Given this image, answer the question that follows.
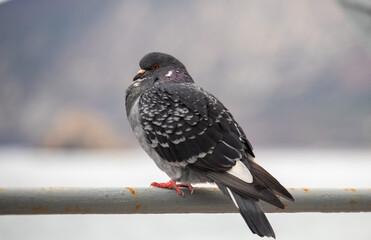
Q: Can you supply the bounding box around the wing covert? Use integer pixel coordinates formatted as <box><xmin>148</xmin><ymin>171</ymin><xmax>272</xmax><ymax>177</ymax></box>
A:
<box><xmin>138</xmin><ymin>82</ymin><xmax>254</xmax><ymax>171</ymax></box>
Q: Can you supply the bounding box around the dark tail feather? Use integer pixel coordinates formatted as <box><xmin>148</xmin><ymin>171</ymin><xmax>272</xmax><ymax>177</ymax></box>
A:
<box><xmin>217</xmin><ymin>183</ymin><xmax>276</xmax><ymax>238</ymax></box>
<box><xmin>249</xmin><ymin>161</ymin><xmax>294</xmax><ymax>201</ymax></box>
<box><xmin>234</xmin><ymin>193</ymin><xmax>276</xmax><ymax>238</ymax></box>
<box><xmin>207</xmin><ymin>171</ymin><xmax>285</xmax><ymax>208</ymax></box>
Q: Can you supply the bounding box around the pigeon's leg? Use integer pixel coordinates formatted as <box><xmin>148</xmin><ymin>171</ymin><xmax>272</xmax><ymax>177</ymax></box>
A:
<box><xmin>150</xmin><ymin>179</ymin><xmax>193</xmax><ymax>196</ymax></box>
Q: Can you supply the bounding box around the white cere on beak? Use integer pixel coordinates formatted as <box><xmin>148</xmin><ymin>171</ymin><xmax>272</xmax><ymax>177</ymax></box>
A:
<box><xmin>138</xmin><ymin>69</ymin><xmax>146</xmax><ymax>74</ymax></box>
<box><xmin>165</xmin><ymin>71</ymin><xmax>173</xmax><ymax>77</ymax></box>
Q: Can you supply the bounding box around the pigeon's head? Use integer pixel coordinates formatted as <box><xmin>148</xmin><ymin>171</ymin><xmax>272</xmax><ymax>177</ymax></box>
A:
<box><xmin>126</xmin><ymin>52</ymin><xmax>193</xmax><ymax>113</ymax></box>
<box><xmin>132</xmin><ymin>52</ymin><xmax>193</xmax><ymax>84</ymax></box>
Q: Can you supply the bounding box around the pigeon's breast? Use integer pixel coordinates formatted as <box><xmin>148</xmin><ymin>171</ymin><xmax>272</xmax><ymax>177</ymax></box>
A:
<box><xmin>128</xmin><ymin>96</ymin><xmax>184</xmax><ymax>180</ymax></box>
<box><xmin>128</xmin><ymin>95</ymin><xmax>211</xmax><ymax>184</ymax></box>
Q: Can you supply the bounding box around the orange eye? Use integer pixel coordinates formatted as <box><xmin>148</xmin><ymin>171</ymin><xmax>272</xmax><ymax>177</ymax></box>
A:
<box><xmin>152</xmin><ymin>64</ymin><xmax>159</xmax><ymax>70</ymax></box>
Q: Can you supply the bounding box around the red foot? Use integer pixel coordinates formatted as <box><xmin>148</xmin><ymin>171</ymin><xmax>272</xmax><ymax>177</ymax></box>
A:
<box><xmin>150</xmin><ymin>179</ymin><xmax>194</xmax><ymax>196</ymax></box>
<box><xmin>176</xmin><ymin>183</ymin><xmax>194</xmax><ymax>195</ymax></box>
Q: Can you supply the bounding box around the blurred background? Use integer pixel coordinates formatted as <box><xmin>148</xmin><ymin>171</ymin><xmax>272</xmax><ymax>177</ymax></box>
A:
<box><xmin>0</xmin><ymin>0</ymin><xmax>370</xmax><ymax>240</ymax></box>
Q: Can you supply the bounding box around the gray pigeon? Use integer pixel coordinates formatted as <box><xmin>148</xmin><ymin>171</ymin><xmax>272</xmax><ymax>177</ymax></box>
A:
<box><xmin>125</xmin><ymin>52</ymin><xmax>294</xmax><ymax>238</ymax></box>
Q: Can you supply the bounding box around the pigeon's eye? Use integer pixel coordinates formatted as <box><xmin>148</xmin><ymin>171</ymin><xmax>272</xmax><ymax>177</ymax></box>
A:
<box><xmin>152</xmin><ymin>64</ymin><xmax>159</xmax><ymax>70</ymax></box>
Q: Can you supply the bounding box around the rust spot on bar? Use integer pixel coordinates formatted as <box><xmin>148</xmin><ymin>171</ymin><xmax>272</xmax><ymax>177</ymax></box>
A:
<box><xmin>289</xmin><ymin>188</ymin><xmax>295</xmax><ymax>190</ymax></box>
<box><xmin>41</xmin><ymin>187</ymin><xmax>46</xmax><ymax>191</ymax></box>
<box><xmin>64</xmin><ymin>206</ymin><xmax>72</xmax><ymax>212</ymax></box>
<box><xmin>0</xmin><ymin>188</ymin><xmax>3</xmax><ymax>191</ymax></box>
<box><xmin>126</xmin><ymin>187</ymin><xmax>136</xmax><ymax>196</ymax></box>
<box><xmin>32</xmin><ymin>206</ymin><xmax>48</xmax><ymax>211</ymax></box>
<box><xmin>75</xmin><ymin>205</ymin><xmax>80</xmax><ymax>212</ymax></box>
<box><xmin>49</xmin><ymin>187</ymin><xmax>56</xmax><ymax>190</ymax></box>
<box><xmin>344</xmin><ymin>188</ymin><xmax>356</xmax><ymax>192</ymax></box>
<box><xmin>350</xmin><ymin>200</ymin><xmax>358</xmax><ymax>205</ymax></box>
<box><xmin>134</xmin><ymin>205</ymin><xmax>141</xmax><ymax>211</ymax></box>
<box><xmin>83</xmin><ymin>207</ymin><xmax>91</xmax><ymax>213</ymax></box>
<box><xmin>11</xmin><ymin>196</ymin><xmax>16</xmax><ymax>200</ymax></box>
<box><xmin>302</xmin><ymin>188</ymin><xmax>310</xmax><ymax>192</ymax></box>
<box><xmin>321</xmin><ymin>204</ymin><xmax>327</xmax><ymax>212</ymax></box>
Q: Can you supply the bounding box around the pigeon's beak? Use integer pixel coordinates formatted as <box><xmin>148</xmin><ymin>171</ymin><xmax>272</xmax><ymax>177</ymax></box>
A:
<box><xmin>133</xmin><ymin>69</ymin><xmax>146</xmax><ymax>81</ymax></box>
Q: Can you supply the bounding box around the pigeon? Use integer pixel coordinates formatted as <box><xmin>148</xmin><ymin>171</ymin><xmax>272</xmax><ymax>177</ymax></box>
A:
<box><xmin>125</xmin><ymin>52</ymin><xmax>294</xmax><ymax>238</ymax></box>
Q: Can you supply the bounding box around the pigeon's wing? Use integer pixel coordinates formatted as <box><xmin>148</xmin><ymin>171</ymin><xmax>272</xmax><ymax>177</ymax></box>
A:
<box><xmin>139</xmin><ymin>82</ymin><xmax>249</xmax><ymax>167</ymax></box>
<box><xmin>139</xmin><ymin>82</ymin><xmax>293</xmax><ymax>205</ymax></box>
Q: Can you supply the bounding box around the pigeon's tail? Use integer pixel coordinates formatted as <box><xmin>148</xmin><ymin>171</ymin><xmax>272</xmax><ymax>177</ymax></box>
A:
<box><xmin>207</xmin><ymin>158</ymin><xmax>295</xmax><ymax>238</ymax></box>
<box><xmin>217</xmin><ymin>183</ymin><xmax>276</xmax><ymax>238</ymax></box>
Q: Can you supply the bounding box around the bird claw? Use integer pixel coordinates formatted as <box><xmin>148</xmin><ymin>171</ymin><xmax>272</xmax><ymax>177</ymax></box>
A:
<box><xmin>150</xmin><ymin>179</ymin><xmax>193</xmax><ymax>196</ymax></box>
<box><xmin>176</xmin><ymin>183</ymin><xmax>194</xmax><ymax>195</ymax></box>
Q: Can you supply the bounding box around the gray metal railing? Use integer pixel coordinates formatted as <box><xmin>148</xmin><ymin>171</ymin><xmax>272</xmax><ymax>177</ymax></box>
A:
<box><xmin>1</xmin><ymin>187</ymin><xmax>370</xmax><ymax>215</ymax></box>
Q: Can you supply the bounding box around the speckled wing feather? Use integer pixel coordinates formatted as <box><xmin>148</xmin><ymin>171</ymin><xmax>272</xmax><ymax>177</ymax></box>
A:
<box><xmin>138</xmin><ymin>82</ymin><xmax>254</xmax><ymax>170</ymax></box>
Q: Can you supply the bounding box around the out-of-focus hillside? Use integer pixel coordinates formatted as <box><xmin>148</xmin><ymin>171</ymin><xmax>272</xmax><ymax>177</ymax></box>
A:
<box><xmin>0</xmin><ymin>0</ymin><xmax>370</xmax><ymax>148</ymax></box>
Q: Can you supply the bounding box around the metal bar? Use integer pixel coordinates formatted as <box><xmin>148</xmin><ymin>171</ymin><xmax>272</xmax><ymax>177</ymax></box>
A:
<box><xmin>0</xmin><ymin>187</ymin><xmax>370</xmax><ymax>215</ymax></box>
